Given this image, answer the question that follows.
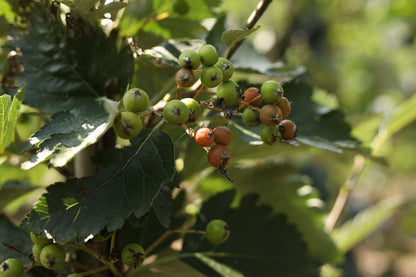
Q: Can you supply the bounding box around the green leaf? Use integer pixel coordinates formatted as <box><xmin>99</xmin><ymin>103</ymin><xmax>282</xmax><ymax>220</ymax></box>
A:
<box><xmin>119</xmin><ymin>0</ymin><xmax>154</xmax><ymax>37</ymax></box>
<box><xmin>11</xmin><ymin>4</ymin><xmax>134</xmax><ymax>113</ymax></box>
<box><xmin>144</xmin><ymin>18</ymin><xmax>207</xmax><ymax>40</ymax></box>
<box><xmin>222</xmin><ymin>26</ymin><xmax>261</xmax><ymax>57</ymax></box>
<box><xmin>58</xmin><ymin>0</ymin><xmax>128</xmax><ymax>22</ymax></box>
<box><xmin>0</xmin><ymin>87</ymin><xmax>24</xmax><ymax>153</ymax></box>
<box><xmin>180</xmin><ymin>190</ymin><xmax>321</xmax><ymax>276</ymax></box>
<box><xmin>230</xmin><ymin>161</ymin><xmax>342</xmax><ymax>264</ymax></box>
<box><xmin>206</xmin><ymin>12</ymin><xmax>227</xmax><ymax>56</ymax></box>
<box><xmin>0</xmin><ymin>181</ymin><xmax>35</xmax><ymax>210</ymax></box>
<box><xmin>21</xmin><ymin>129</ymin><xmax>175</xmax><ymax>243</ymax></box>
<box><xmin>152</xmin><ymin>174</ymin><xmax>180</xmax><ymax>228</ymax></box>
<box><xmin>331</xmin><ymin>196</ymin><xmax>403</xmax><ymax>253</ymax></box>
<box><xmin>21</xmin><ymin>98</ymin><xmax>118</xmax><ymax>169</ymax></box>
<box><xmin>0</xmin><ymin>215</ymin><xmax>32</xmax><ymax>267</ymax></box>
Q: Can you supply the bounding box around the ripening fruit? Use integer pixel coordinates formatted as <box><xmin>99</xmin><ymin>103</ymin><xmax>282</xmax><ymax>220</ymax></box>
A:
<box><xmin>260</xmin><ymin>125</ymin><xmax>280</xmax><ymax>145</ymax></box>
<box><xmin>276</xmin><ymin>96</ymin><xmax>291</xmax><ymax>118</ymax></box>
<box><xmin>173</xmin><ymin>0</ymin><xmax>190</xmax><ymax>15</ymax></box>
<box><xmin>242</xmin><ymin>108</ymin><xmax>261</xmax><ymax>127</ymax></box>
<box><xmin>205</xmin><ymin>219</ymin><xmax>230</xmax><ymax>245</ymax></box>
<box><xmin>178</xmin><ymin>50</ymin><xmax>200</xmax><ymax>69</ymax></box>
<box><xmin>260</xmin><ymin>104</ymin><xmax>282</xmax><ymax>126</ymax></box>
<box><xmin>216</xmin><ymin>80</ymin><xmax>241</xmax><ymax>106</ymax></box>
<box><xmin>279</xmin><ymin>119</ymin><xmax>297</xmax><ymax>140</ymax></box>
<box><xmin>30</xmin><ymin>232</ymin><xmax>52</xmax><ymax>247</ymax></box>
<box><xmin>194</xmin><ymin>127</ymin><xmax>215</xmax><ymax>147</ymax></box>
<box><xmin>40</xmin><ymin>244</ymin><xmax>66</xmax><ymax>270</ymax></box>
<box><xmin>243</xmin><ymin>87</ymin><xmax>262</xmax><ymax>106</ymax></box>
<box><xmin>215</xmin><ymin>57</ymin><xmax>233</xmax><ymax>81</ymax></box>
<box><xmin>198</xmin><ymin>44</ymin><xmax>219</xmax><ymax>66</ymax></box>
<box><xmin>121</xmin><ymin>243</ymin><xmax>145</xmax><ymax>268</ymax></box>
<box><xmin>261</xmin><ymin>80</ymin><xmax>284</xmax><ymax>104</ymax></box>
<box><xmin>181</xmin><ymin>98</ymin><xmax>202</xmax><ymax>123</ymax></box>
<box><xmin>163</xmin><ymin>99</ymin><xmax>190</xmax><ymax>125</ymax></box>
<box><xmin>67</xmin><ymin>274</ymin><xmax>83</xmax><ymax>277</ymax></box>
<box><xmin>213</xmin><ymin>126</ymin><xmax>233</xmax><ymax>146</ymax></box>
<box><xmin>113</xmin><ymin>111</ymin><xmax>143</xmax><ymax>139</ymax></box>
<box><xmin>201</xmin><ymin>66</ymin><xmax>223</xmax><ymax>88</ymax></box>
<box><xmin>176</xmin><ymin>68</ymin><xmax>196</xmax><ymax>88</ymax></box>
<box><xmin>123</xmin><ymin>88</ymin><xmax>149</xmax><ymax>113</ymax></box>
<box><xmin>32</xmin><ymin>244</ymin><xmax>43</xmax><ymax>264</ymax></box>
<box><xmin>0</xmin><ymin>258</ymin><xmax>24</xmax><ymax>277</ymax></box>
<box><xmin>207</xmin><ymin>145</ymin><xmax>231</xmax><ymax>168</ymax></box>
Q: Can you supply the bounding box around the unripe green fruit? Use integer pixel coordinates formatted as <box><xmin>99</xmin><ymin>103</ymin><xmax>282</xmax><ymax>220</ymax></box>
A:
<box><xmin>0</xmin><ymin>258</ymin><xmax>24</xmax><ymax>277</ymax></box>
<box><xmin>30</xmin><ymin>232</ymin><xmax>52</xmax><ymax>247</ymax></box>
<box><xmin>173</xmin><ymin>0</ymin><xmax>190</xmax><ymax>15</ymax></box>
<box><xmin>113</xmin><ymin>111</ymin><xmax>143</xmax><ymax>139</ymax></box>
<box><xmin>32</xmin><ymin>244</ymin><xmax>43</xmax><ymax>264</ymax></box>
<box><xmin>121</xmin><ymin>243</ymin><xmax>145</xmax><ymax>268</ymax></box>
<box><xmin>216</xmin><ymin>80</ymin><xmax>241</xmax><ymax>106</ymax></box>
<box><xmin>181</xmin><ymin>98</ymin><xmax>202</xmax><ymax>123</ymax></box>
<box><xmin>205</xmin><ymin>219</ymin><xmax>230</xmax><ymax>244</ymax></box>
<box><xmin>260</xmin><ymin>125</ymin><xmax>280</xmax><ymax>145</ymax></box>
<box><xmin>40</xmin><ymin>244</ymin><xmax>66</xmax><ymax>270</ymax></box>
<box><xmin>215</xmin><ymin>57</ymin><xmax>233</xmax><ymax>81</ymax></box>
<box><xmin>163</xmin><ymin>99</ymin><xmax>190</xmax><ymax>125</ymax></box>
<box><xmin>198</xmin><ymin>44</ymin><xmax>219</xmax><ymax>66</ymax></box>
<box><xmin>261</xmin><ymin>80</ymin><xmax>284</xmax><ymax>103</ymax></box>
<box><xmin>67</xmin><ymin>274</ymin><xmax>83</xmax><ymax>277</ymax></box>
<box><xmin>242</xmin><ymin>108</ymin><xmax>261</xmax><ymax>127</ymax></box>
<box><xmin>201</xmin><ymin>66</ymin><xmax>223</xmax><ymax>88</ymax></box>
<box><xmin>123</xmin><ymin>88</ymin><xmax>149</xmax><ymax>113</ymax></box>
<box><xmin>176</xmin><ymin>68</ymin><xmax>196</xmax><ymax>88</ymax></box>
<box><xmin>178</xmin><ymin>50</ymin><xmax>200</xmax><ymax>69</ymax></box>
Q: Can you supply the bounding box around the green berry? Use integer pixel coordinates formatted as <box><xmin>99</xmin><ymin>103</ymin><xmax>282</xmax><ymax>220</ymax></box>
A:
<box><xmin>260</xmin><ymin>125</ymin><xmax>280</xmax><ymax>145</ymax></box>
<box><xmin>215</xmin><ymin>57</ymin><xmax>233</xmax><ymax>81</ymax></box>
<box><xmin>113</xmin><ymin>111</ymin><xmax>143</xmax><ymax>139</ymax></box>
<box><xmin>205</xmin><ymin>219</ymin><xmax>230</xmax><ymax>244</ymax></box>
<box><xmin>121</xmin><ymin>243</ymin><xmax>145</xmax><ymax>268</ymax></box>
<box><xmin>178</xmin><ymin>50</ymin><xmax>200</xmax><ymax>69</ymax></box>
<box><xmin>242</xmin><ymin>108</ymin><xmax>261</xmax><ymax>127</ymax></box>
<box><xmin>163</xmin><ymin>99</ymin><xmax>190</xmax><ymax>125</ymax></box>
<box><xmin>30</xmin><ymin>232</ymin><xmax>52</xmax><ymax>247</ymax></box>
<box><xmin>173</xmin><ymin>0</ymin><xmax>190</xmax><ymax>15</ymax></box>
<box><xmin>181</xmin><ymin>98</ymin><xmax>202</xmax><ymax>123</ymax></box>
<box><xmin>176</xmin><ymin>68</ymin><xmax>196</xmax><ymax>88</ymax></box>
<box><xmin>216</xmin><ymin>80</ymin><xmax>241</xmax><ymax>106</ymax></box>
<box><xmin>201</xmin><ymin>66</ymin><xmax>223</xmax><ymax>88</ymax></box>
<box><xmin>32</xmin><ymin>244</ymin><xmax>43</xmax><ymax>264</ymax></box>
<box><xmin>67</xmin><ymin>274</ymin><xmax>83</xmax><ymax>277</ymax></box>
<box><xmin>198</xmin><ymin>44</ymin><xmax>219</xmax><ymax>66</ymax></box>
<box><xmin>0</xmin><ymin>258</ymin><xmax>24</xmax><ymax>277</ymax></box>
<box><xmin>123</xmin><ymin>88</ymin><xmax>149</xmax><ymax>113</ymax></box>
<box><xmin>261</xmin><ymin>80</ymin><xmax>284</xmax><ymax>104</ymax></box>
<box><xmin>40</xmin><ymin>244</ymin><xmax>66</xmax><ymax>270</ymax></box>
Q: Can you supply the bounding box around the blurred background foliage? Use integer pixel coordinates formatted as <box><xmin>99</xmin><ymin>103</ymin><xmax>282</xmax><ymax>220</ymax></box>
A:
<box><xmin>1</xmin><ymin>0</ymin><xmax>416</xmax><ymax>276</ymax></box>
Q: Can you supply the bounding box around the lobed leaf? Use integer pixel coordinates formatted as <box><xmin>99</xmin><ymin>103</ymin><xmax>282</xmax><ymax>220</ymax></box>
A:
<box><xmin>0</xmin><ymin>87</ymin><xmax>24</xmax><ymax>154</ymax></box>
<box><xmin>180</xmin><ymin>190</ymin><xmax>321</xmax><ymax>276</ymax></box>
<box><xmin>21</xmin><ymin>129</ymin><xmax>175</xmax><ymax>243</ymax></box>
<box><xmin>222</xmin><ymin>26</ymin><xmax>261</xmax><ymax>57</ymax></box>
<box><xmin>21</xmin><ymin>98</ymin><xmax>118</xmax><ymax>169</ymax></box>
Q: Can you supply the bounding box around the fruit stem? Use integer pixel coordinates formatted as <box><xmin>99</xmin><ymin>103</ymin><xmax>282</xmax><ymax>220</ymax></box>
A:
<box><xmin>24</xmin><ymin>263</ymin><xmax>35</xmax><ymax>273</ymax></box>
<box><xmin>226</xmin><ymin>0</ymin><xmax>274</xmax><ymax>59</ymax></box>
<box><xmin>1</xmin><ymin>242</ymin><xmax>32</xmax><ymax>260</ymax></box>
<box><xmin>145</xmin><ymin>230</ymin><xmax>174</xmax><ymax>255</ymax></box>
<box><xmin>171</xmin><ymin>229</ymin><xmax>206</xmax><ymax>235</ymax></box>
<box><xmin>109</xmin><ymin>232</ymin><xmax>117</xmax><ymax>256</ymax></box>
<box><xmin>80</xmin><ymin>265</ymin><xmax>109</xmax><ymax>276</ymax></box>
<box><xmin>193</xmin><ymin>84</ymin><xmax>205</xmax><ymax>99</ymax></box>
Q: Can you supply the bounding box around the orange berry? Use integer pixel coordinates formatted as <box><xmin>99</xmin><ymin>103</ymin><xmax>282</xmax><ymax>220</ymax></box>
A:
<box><xmin>277</xmin><ymin>97</ymin><xmax>291</xmax><ymax>118</ymax></box>
<box><xmin>213</xmin><ymin>126</ymin><xmax>233</xmax><ymax>146</ymax></box>
<box><xmin>194</xmin><ymin>127</ymin><xmax>215</xmax><ymax>147</ymax></box>
<box><xmin>243</xmin><ymin>87</ymin><xmax>262</xmax><ymax>106</ymax></box>
<box><xmin>279</xmin><ymin>119</ymin><xmax>297</xmax><ymax>140</ymax></box>
<box><xmin>207</xmin><ymin>145</ymin><xmax>231</xmax><ymax>168</ymax></box>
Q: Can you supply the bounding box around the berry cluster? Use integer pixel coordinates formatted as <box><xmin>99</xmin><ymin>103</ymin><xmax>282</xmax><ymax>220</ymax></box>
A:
<box><xmin>29</xmin><ymin>232</ymin><xmax>66</xmax><ymax>270</ymax></box>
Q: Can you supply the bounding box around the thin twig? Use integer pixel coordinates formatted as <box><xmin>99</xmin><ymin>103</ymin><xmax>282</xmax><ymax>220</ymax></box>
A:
<box><xmin>325</xmin><ymin>155</ymin><xmax>366</xmax><ymax>232</ymax></box>
<box><xmin>80</xmin><ymin>265</ymin><xmax>109</xmax><ymax>276</ymax></box>
<box><xmin>145</xmin><ymin>230</ymin><xmax>174</xmax><ymax>255</ymax></box>
<box><xmin>226</xmin><ymin>0</ymin><xmax>274</xmax><ymax>60</ymax></box>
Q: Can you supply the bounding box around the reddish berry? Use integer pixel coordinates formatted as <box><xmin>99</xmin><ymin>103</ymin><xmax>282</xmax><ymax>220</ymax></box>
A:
<box><xmin>213</xmin><ymin>126</ymin><xmax>233</xmax><ymax>146</ymax></box>
<box><xmin>243</xmin><ymin>87</ymin><xmax>262</xmax><ymax>106</ymax></box>
<box><xmin>260</xmin><ymin>104</ymin><xmax>282</xmax><ymax>126</ymax></box>
<box><xmin>277</xmin><ymin>97</ymin><xmax>291</xmax><ymax>118</ymax></box>
<box><xmin>207</xmin><ymin>145</ymin><xmax>231</xmax><ymax>168</ymax></box>
<box><xmin>176</xmin><ymin>68</ymin><xmax>196</xmax><ymax>88</ymax></box>
<box><xmin>279</xmin><ymin>120</ymin><xmax>297</xmax><ymax>140</ymax></box>
<box><xmin>194</xmin><ymin>127</ymin><xmax>215</xmax><ymax>147</ymax></box>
